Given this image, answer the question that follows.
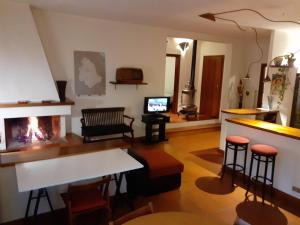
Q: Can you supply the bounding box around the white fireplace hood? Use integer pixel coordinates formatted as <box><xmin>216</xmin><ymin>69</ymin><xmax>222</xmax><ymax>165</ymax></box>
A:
<box><xmin>0</xmin><ymin>1</ymin><xmax>59</xmax><ymax>103</ymax></box>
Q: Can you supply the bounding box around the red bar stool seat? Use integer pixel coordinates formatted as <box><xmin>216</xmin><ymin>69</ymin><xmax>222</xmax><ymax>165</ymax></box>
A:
<box><xmin>251</xmin><ymin>144</ymin><xmax>278</xmax><ymax>156</ymax></box>
<box><xmin>246</xmin><ymin>144</ymin><xmax>278</xmax><ymax>204</ymax></box>
<box><xmin>226</xmin><ymin>136</ymin><xmax>250</xmax><ymax>145</ymax></box>
<box><xmin>221</xmin><ymin>136</ymin><xmax>250</xmax><ymax>186</ymax></box>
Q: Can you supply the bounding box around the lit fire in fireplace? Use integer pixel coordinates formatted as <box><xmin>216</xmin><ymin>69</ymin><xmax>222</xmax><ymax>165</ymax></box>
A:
<box><xmin>5</xmin><ymin>116</ymin><xmax>61</xmax><ymax>150</ymax></box>
<box><xmin>25</xmin><ymin>117</ymin><xmax>47</xmax><ymax>142</ymax></box>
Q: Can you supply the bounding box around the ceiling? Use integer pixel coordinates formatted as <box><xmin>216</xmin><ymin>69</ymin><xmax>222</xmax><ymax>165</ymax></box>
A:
<box><xmin>15</xmin><ymin>0</ymin><xmax>300</xmax><ymax>38</ymax></box>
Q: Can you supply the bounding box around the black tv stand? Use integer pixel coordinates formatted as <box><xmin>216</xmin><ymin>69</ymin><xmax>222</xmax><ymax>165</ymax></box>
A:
<box><xmin>141</xmin><ymin>114</ymin><xmax>170</xmax><ymax>144</ymax></box>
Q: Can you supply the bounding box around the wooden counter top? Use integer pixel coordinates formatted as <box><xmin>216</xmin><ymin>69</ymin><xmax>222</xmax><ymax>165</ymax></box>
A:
<box><xmin>222</xmin><ymin>108</ymin><xmax>278</xmax><ymax>115</ymax></box>
<box><xmin>226</xmin><ymin>118</ymin><xmax>300</xmax><ymax>140</ymax></box>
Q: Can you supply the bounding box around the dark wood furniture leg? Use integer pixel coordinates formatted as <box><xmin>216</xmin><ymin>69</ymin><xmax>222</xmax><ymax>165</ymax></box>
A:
<box><xmin>25</xmin><ymin>188</ymin><xmax>54</xmax><ymax>219</ymax></box>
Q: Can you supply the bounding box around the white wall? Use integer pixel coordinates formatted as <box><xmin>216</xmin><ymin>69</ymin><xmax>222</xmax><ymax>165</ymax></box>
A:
<box><xmin>262</xmin><ymin>30</ymin><xmax>300</xmax><ymax>126</ymax></box>
<box><xmin>0</xmin><ymin>0</ymin><xmax>59</xmax><ymax>103</ymax></box>
<box><xmin>242</xmin><ymin>36</ymin><xmax>270</xmax><ymax>108</ymax></box>
<box><xmin>33</xmin><ymin>10</ymin><xmax>248</xmax><ymax>134</ymax></box>
<box><xmin>269</xmin><ymin>30</ymin><xmax>300</xmax><ymax>69</ymax></box>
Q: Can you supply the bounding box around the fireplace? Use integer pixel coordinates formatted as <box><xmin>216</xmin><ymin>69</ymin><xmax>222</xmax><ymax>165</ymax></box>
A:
<box><xmin>4</xmin><ymin>116</ymin><xmax>61</xmax><ymax>150</ymax></box>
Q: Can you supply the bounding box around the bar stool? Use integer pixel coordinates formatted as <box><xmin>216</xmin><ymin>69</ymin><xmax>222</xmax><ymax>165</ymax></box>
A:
<box><xmin>221</xmin><ymin>136</ymin><xmax>250</xmax><ymax>186</ymax></box>
<box><xmin>245</xmin><ymin>144</ymin><xmax>278</xmax><ymax>204</ymax></box>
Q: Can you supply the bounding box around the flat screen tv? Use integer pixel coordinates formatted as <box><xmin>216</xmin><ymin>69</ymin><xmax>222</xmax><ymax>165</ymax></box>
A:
<box><xmin>144</xmin><ymin>96</ymin><xmax>170</xmax><ymax>114</ymax></box>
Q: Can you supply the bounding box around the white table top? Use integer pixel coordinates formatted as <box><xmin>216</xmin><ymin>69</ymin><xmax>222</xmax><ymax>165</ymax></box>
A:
<box><xmin>15</xmin><ymin>148</ymin><xmax>143</xmax><ymax>192</ymax></box>
<box><xmin>123</xmin><ymin>212</ymin><xmax>222</xmax><ymax>225</ymax></box>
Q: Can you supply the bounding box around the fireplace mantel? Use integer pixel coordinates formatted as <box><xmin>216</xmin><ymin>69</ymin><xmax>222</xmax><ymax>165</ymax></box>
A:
<box><xmin>0</xmin><ymin>100</ymin><xmax>74</xmax><ymax>108</ymax></box>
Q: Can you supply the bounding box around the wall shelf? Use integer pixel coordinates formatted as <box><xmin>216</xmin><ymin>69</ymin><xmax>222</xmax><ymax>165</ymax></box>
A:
<box><xmin>109</xmin><ymin>81</ymin><xmax>148</xmax><ymax>89</ymax></box>
<box><xmin>269</xmin><ymin>65</ymin><xmax>294</xmax><ymax>68</ymax></box>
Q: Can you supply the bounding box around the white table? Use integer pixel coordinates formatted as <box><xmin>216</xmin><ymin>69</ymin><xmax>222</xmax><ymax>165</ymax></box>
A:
<box><xmin>15</xmin><ymin>148</ymin><xmax>143</xmax><ymax>217</ymax></box>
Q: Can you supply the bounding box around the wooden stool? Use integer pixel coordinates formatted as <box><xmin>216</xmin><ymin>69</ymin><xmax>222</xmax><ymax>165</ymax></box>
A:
<box><xmin>245</xmin><ymin>144</ymin><xmax>278</xmax><ymax>204</ymax></box>
<box><xmin>221</xmin><ymin>136</ymin><xmax>250</xmax><ymax>186</ymax></box>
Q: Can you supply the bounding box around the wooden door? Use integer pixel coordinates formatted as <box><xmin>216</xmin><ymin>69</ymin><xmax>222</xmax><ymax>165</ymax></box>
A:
<box><xmin>166</xmin><ymin>54</ymin><xmax>181</xmax><ymax>113</ymax></box>
<box><xmin>200</xmin><ymin>55</ymin><xmax>224</xmax><ymax>118</ymax></box>
<box><xmin>290</xmin><ymin>74</ymin><xmax>300</xmax><ymax>127</ymax></box>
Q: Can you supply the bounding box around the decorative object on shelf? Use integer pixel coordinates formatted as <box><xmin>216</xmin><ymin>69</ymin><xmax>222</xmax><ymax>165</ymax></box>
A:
<box><xmin>273</xmin><ymin>56</ymin><xmax>284</xmax><ymax>66</ymax></box>
<box><xmin>237</xmin><ymin>79</ymin><xmax>244</xmax><ymax>108</ymax></box>
<box><xmin>116</xmin><ymin>68</ymin><xmax>143</xmax><ymax>83</ymax></box>
<box><xmin>56</xmin><ymin>80</ymin><xmax>67</xmax><ymax>102</ymax></box>
<box><xmin>110</xmin><ymin>67</ymin><xmax>147</xmax><ymax>89</ymax></box>
<box><xmin>17</xmin><ymin>101</ymin><xmax>30</xmax><ymax>104</ymax></box>
<box><xmin>264</xmin><ymin>52</ymin><xmax>299</xmax><ymax>82</ymax></box>
<box><xmin>267</xmin><ymin>96</ymin><xmax>273</xmax><ymax>110</ymax></box>
<box><xmin>284</xmin><ymin>53</ymin><xmax>296</xmax><ymax>67</ymax></box>
<box><xmin>41</xmin><ymin>100</ymin><xmax>54</xmax><ymax>103</ymax></box>
<box><xmin>74</xmin><ymin>51</ymin><xmax>106</xmax><ymax>96</ymax></box>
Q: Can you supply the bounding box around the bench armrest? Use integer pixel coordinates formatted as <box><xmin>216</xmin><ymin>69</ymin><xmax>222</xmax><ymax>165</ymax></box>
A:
<box><xmin>80</xmin><ymin>118</ymin><xmax>86</xmax><ymax>127</ymax></box>
<box><xmin>123</xmin><ymin>115</ymin><xmax>135</xmax><ymax>128</ymax></box>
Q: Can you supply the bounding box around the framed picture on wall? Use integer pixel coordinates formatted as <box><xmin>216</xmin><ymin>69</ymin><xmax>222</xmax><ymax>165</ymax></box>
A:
<box><xmin>74</xmin><ymin>51</ymin><xmax>106</xmax><ymax>96</ymax></box>
<box><xmin>270</xmin><ymin>73</ymin><xmax>285</xmax><ymax>95</ymax></box>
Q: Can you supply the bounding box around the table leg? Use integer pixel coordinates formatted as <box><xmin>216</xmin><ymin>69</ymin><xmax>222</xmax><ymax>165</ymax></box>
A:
<box><xmin>113</xmin><ymin>173</ymin><xmax>134</xmax><ymax>210</ymax></box>
<box><xmin>25</xmin><ymin>190</ymin><xmax>33</xmax><ymax>218</ymax></box>
<box><xmin>114</xmin><ymin>173</ymin><xmax>124</xmax><ymax>196</ymax></box>
<box><xmin>44</xmin><ymin>189</ymin><xmax>54</xmax><ymax>212</ymax></box>
<box><xmin>34</xmin><ymin>189</ymin><xmax>42</xmax><ymax>217</ymax></box>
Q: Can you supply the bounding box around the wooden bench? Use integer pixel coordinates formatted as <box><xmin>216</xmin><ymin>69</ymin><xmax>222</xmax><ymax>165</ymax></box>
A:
<box><xmin>81</xmin><ymin>107</ymin><xmax>135</xmax><ymax>143</ymax></box>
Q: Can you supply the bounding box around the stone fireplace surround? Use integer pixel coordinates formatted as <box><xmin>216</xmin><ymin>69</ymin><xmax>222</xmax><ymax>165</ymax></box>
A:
<box><xmin>0</xmin><ymin>102</ymin><xmax>73</xmax><ymax>151</ymax></box>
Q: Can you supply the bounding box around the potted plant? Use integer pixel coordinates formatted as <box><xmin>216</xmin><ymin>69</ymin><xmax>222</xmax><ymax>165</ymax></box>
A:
<box><xmin>284</xmin><ymin>53</ymin><xmax>296</xmax><ymax>67</ymax></box>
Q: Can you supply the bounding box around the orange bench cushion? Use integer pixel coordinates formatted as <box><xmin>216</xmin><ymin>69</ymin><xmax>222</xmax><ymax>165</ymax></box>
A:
<box><xmin>135</xmin><ymin>150</ymin><xmax>184</xmax><ymax>178</ymax></box>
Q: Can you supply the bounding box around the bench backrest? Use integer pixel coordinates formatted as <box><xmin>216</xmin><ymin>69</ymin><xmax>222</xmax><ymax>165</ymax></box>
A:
<box><xmin>82</xmin><ymin>107</ymin><xmax>125</xmax><ymax>126</ymax></box>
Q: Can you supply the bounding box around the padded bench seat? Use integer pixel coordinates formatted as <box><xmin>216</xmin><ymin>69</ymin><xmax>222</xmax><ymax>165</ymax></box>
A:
<box><xmin>126</xmin><ymin>149</ymin><xmax>184</xmax><ymax>196</ymax></box>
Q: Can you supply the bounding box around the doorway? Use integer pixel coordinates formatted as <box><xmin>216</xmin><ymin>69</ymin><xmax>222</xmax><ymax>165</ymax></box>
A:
<box><xmin>257</xmin><ymin>63</ymin><xmax>267</xmax><ymax>107</ymax></box>
<box><xmin>164</xmin><ymin>54</ymin><xmax>181</xmax><ymax>113</ymax></box>
<box><xmin>199</xmin><ymin>55</ymin><xmax>224</xmax><ymax>118</ymax></box>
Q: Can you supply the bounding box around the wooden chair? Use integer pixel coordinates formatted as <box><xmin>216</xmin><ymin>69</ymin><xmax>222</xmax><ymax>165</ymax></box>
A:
<box><xmin>110</xmin><ymin>202</ymin><xmax>154</xmax><ymax>225</ymax></box>
<box><xmin>61</xmin><ymin>177</ymin><xmax>111</xmax><ymax>225</ymax></box>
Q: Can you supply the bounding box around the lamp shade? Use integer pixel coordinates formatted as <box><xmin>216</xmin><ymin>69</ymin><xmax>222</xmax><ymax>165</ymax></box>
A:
<box><xmin>178</xmin><ymin>42</ymin><xmax>189</xmax><ymax>52</ymax></box>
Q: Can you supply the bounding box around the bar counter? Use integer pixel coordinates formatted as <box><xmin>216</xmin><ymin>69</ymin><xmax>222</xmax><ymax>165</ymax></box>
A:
<box><xmin>227</xmin><ymin>118</ymin><xmax>300</xmax><ymax>140</ymax></box>
<box><xmin>220</xmin><ymin>108</ymin><xmax>278</xmax><ymax>150</ymax></box>
<box><xmin>224</xmin><ymin>118</ymin><xmax>300</xmax><ymax>199</ymax></box>
<box><xmin>221</xmin><ymin>108</ymin><xmax>279</xmax><ymax>115</ymax></box>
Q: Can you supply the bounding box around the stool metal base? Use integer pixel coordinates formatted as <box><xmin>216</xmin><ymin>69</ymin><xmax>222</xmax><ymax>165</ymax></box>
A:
<box><xmin>245</xmin><ymin>152</ymin><xmax>276</xmax><ymax>204</ymax></box>
<box><xmin>221</xmin><ymin>141</ymin><xmax>248</xmax><ymax>186</ymax></box>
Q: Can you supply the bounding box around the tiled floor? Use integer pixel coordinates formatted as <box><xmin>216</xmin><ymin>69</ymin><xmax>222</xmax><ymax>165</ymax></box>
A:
<box><xmin>7</xmin><ymin>128</ymin><xmax>300</xmax><ymax>225</ymax></box>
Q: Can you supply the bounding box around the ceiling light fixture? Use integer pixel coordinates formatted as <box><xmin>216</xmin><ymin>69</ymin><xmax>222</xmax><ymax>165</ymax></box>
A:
<box><xmin>177</xmin><ymin>42</ymin><xmax>190</xmax><ymax>55</ymax></box>
<box><xmin>199</xmin><ymin>9</ymin><xmax>300</xmax><ymax>26</ymax></box>
<box><xmin>199</xmin><ymin>9</ymin><xmax>265</xmax><ymax>80</ymax></box>
<box><xmin>199</xmin><ymin>9</ymin><xmax>300</xmax><ymax>82</ymax></box>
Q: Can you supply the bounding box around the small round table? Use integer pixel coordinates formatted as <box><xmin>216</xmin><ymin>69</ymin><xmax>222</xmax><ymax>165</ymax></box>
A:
<box><xmin>123</xmin><ymin>211</ymin><xmax>222</xmax><ymax>225</ymax></box>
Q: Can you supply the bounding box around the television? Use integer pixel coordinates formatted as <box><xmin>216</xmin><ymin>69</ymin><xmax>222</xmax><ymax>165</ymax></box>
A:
<box><xmin>144</xmin><ymin>96</ymin><xmax>170</xmax><ymax>114</ymax></box>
